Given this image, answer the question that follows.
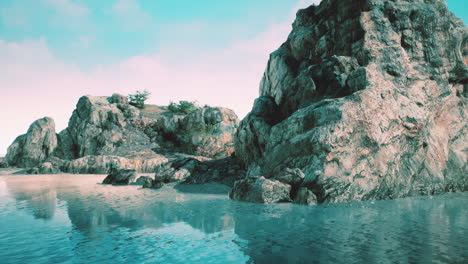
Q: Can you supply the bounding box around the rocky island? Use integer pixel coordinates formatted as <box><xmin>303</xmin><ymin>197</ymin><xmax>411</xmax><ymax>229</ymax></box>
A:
<box><xmin>2</xmin><ymin>0</ymin><xmax>467</xmax><ymax>206</ymax></box>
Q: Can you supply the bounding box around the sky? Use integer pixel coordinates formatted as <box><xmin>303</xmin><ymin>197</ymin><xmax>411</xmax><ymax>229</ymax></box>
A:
<box><xmin>0</xmin><ymin>0</ymin><xmax>466</xmax><ymax>156</ymax></box>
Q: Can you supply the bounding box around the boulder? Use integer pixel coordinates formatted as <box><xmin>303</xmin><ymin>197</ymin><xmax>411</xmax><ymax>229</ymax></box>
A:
<box><xmin>229</xmin><ymin>176</ymin><xmax>292</xmax><ymax>204</ymax></box>
<box><xmin>108</xmin><ymin>93</ymin><xmax>128</xmax><ymax>104</ymax></box>
<box><xmin>5</xmin><ymin>117</ymin><xmax>58</xmax><ymax>168</ymax></box>
<box><xmin>154</xmin><ymin>157</ymin><xmax>201</xmax><ymax>183</ymax></box>
<box><xmin>28</xmin><ymin>162</ymin><xmax>61</xmax><ymax>174</ymax></box>
<box><xmin>274</xmin><ymin>168</ymin><xmax>306</xmax><ymax>186</ymax></box>
<box><xmin>234</xmin><ymin>0</ymin><xmax>468</xmax><ymax>204</ymax></box>
<box><xmin>293</xmin><ymin>187</ymin><xmax>318</xmax><ymax>206</ymax></box>
<box><xmin>133</xmin><ymin>176</ymin><xmax>154</xmax><ymax>186</ymax></box>
<box><xmin>102</xmin><ymin>169</ymin><xmax>137</xmax><ymax>185</ymax></box>
<box><xmin>0</xmin><ymin>157</ymin><xmax>7</xmax><ymax>168</ymax></box>
<box><xmin>183</xmin><ymin>156</ymin><xmax>246</xmax><ymax>187</ymax></box>
<box><xmin>143</xmin><ymin>180</ymin><xmax>164</xmax><ymax>189</ymax></box>
<box><xmin>150</xmin><ymin>106</ymin><xmax>240</xmax><ymax>158</ymax></box>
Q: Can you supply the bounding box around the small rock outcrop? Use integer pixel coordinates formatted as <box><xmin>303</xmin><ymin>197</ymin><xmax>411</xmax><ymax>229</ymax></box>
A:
<box><xmin>133</xmin><ymin>176</ymin><xmax>154</xmax><ymax>186</ymax></box>
<box><xmin>0</xmin><ymin>157</ymin><xmax>7</xmax><ymax>168</ymax></box>
<box><xmin>102</xmin><ymin>168</ymin><xmax>137</xmax><ymax>185</ymax></box>
<box><xmin>234</xmin><ymin>0</ymin><xmax>468</xmax><ymax>204</ymax></box>
<box><xmin>229</xmin><ymin>176</ymin><xmax>292</xmax><ymax>204</ymax></box>
<box><xmin>5</xmin><ymin>95</ymin><xmax>240</xmax><ymax>175</ymax></box>
<box><xmin>5</xmin><ymin>117</ymin><xmax>58</xmax><ymax>168</ymax></box>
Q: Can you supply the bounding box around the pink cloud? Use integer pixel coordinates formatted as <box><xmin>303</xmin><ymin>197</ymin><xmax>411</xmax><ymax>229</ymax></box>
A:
<box><xmin>0</xmin><ymin>0</ymin><xmax>323</xmax><ymax>155</ymax></box>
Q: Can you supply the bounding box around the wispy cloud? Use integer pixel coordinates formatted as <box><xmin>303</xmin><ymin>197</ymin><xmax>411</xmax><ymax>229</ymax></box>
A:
<box><xmin>0</xmin><ymin>0</ymin><xmax>322</xmax><ymax>154</ymax></box>
<box><xmin>109</xmin><ymin>0</ymin><xmax>153</xmax><ymax>30</ymax></box>
<box><xmin>44</xmin><ymin>0</ymin><xmax>89</xmax><ymax>17</ymax></box>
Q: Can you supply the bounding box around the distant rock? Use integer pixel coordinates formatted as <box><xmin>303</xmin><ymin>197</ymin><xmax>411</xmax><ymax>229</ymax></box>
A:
<box><xmin>146</xmin><ymin>106</ymin><xmax>239</xmax><ymax>158</ymax></box>
<box><xmin>229</xmin><ymin>176</ymin><xmax>291</xmax><ymax>204</ymax></box>
<box><xmin>183</xmin><ymin>156</ymin><xmax>246</xmax><ymax>187</ymax></box>
<box><xmin>234</xmin><ymin>0</ymin><xmax>468</xmax><ymax>204</ymax></box>
<box><xmin>63</xmin><ymin>155</ymin><xmax>168</xmax><ymax>174</ymax></box>
<box><xmin>143</xmin><ymin>180</ymin><xmax>164</xmax><ymax>189</ymax></box>
<box><xmin>5</xmin><ymin>95</ymin><xmax>240</xmax><ymax>176</ymax></box>
<box><xmin>0</xmin><ymin>157</ymin><xmax>7</xmax><ymax>168</ymax></box>
<box><xmin>293</xmin><ymin>187</ymin><xmax>318</xmax><ymax>206</ymax></box>
<box><xmin>28</xmin><ymin>162</ymin><xmax>61</xmax><ymax>174</ymax></box>
<box><xmin>154</xmin><ymin>157</ymin><xmax>201</xmax><ymax>183</ymax></box>
<box><xmin>108</xmin><ymin>93</ymin><xmax>128</xmax><ymax>104</ymax></box>
<box><xmin>133</xmin><ymin>176</ymin><xmax>154</xmax><ymax>186</ymax></box>
<box><xmin>5</xmin><ymin>117</ymin><xmax>57</xmax><ymax>168</ymax></box>
<box><xmin>102</xmin><ymin>168</ymin><xmax>137</xmax><ymax>185</ymax></box>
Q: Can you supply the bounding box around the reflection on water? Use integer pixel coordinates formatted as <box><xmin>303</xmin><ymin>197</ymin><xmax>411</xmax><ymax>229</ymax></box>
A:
<box><xmin>0</xmin><ymin>174</ymin><xmax>467</xmax><ymax>264</ymax></box>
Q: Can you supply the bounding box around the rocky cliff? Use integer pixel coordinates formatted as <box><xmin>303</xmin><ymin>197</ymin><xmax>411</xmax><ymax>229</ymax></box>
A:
<box><xmin>233</xmin><ymin>0</ymin><xmax>467</xmax><ymax>204</ymax></box>
<box><xmin>6</xmin><ymin>94</ymin><xmax>240</xmax><ymax>174</ymax></box>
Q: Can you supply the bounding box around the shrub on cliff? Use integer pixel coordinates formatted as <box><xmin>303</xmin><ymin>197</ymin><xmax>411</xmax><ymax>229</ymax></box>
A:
<box><xmin>168</xmin><ymin>101</ymin><xmax>198</xmax><ymax>114</ymax></box>
<box><xmin>128</xmin><ymin>90</ymin><xmax>150</xmax><ymax>109</ymax></box>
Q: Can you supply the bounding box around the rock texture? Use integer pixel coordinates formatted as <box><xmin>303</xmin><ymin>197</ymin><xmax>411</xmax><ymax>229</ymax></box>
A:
<box><xmin>229</xmin><ymin>176</ymin><xmax>292</xmax><ymax>204</ymax></box>
<box><xmin>6</xmin><ymin>95</ymin><xmax>240</xmax><ymax>174</ymax></box>
<box><xmin>235</xmin><ymin>0</ymin><xmax>468</xmax><ymax>204</ymax></box>
<box><xmin>6</xmin><ymin>117</ymin><xmax>58</xmax><ymax>168</ymax></box>
<box><xmin>144</xmin><ymin>106</ymin><xmax>239</xmax><ymax>158</ymax></box>
<box><xmin>0</xmin><ymin>157</ymin><xmax>7</xmax><ymax>168</ymax></box>
<box><xmin>102</xmin><ymin>168</ymin><xmax>137</xmax><ymax>185</ymax></box>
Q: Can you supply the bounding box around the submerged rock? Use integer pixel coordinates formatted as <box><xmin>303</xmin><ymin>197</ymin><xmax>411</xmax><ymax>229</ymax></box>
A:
<box><xmin>102</xmin><ymin>169</ymin><xmax>137</xmax><ymax>185</ymax></box>
<box><xmin>5</xmin><ymin>117</ymin><xmax>57</xmax><ymax>168</ymax></box>
<box><xmin>235</xmin><ymin>0</ymin><xmax>468</xmax><ymax>204</ymax></box>
<box><xmin>229</xmin><ymin>176</ymin><xmax>292</xmax><ymax>204</ymax></box>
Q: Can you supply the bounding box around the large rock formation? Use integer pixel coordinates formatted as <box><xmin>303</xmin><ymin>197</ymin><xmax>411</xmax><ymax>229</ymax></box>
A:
<box><xmin>6</xmin><ymin>117</ymin><xmax>58</xmax><ymax>168</ymax></box>
<box><xmin>6</xmin><ymin>94</ymin><xmax>240</xmax><ymax>174</ymax></box>
<box><xmin>234</xmin><ymin>0</ymin><xmax>467</xmax><ymax>204</ymax></box>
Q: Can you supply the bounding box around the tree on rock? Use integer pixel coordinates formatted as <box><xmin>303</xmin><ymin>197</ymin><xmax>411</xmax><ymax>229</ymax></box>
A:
<box><xmin>128</xmin><ymin>90</ymin><xmax>151</xmax><ymax>109</ymax></box>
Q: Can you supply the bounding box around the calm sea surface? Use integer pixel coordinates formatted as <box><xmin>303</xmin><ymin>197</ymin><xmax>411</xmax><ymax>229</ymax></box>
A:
<box><xmin>0</xmin><ymin>173</ymin><xmax>467</xmax><ymax>264</ymax></box>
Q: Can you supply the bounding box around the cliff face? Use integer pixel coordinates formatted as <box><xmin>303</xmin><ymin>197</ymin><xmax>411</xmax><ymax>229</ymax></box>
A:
<box><xmin>6</xmin><ymin>94</ymin><xmax>239</xmax><ymax>173</ymax></box>
<box><xmin>234</xmin><ymin>0</ymin><xmax>467</xmax><ymax>203</ymax></box>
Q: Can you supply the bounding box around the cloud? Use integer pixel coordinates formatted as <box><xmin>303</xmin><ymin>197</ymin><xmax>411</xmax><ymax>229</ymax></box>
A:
<box><xmin>0</xmin><ymin>0</ymin><xmax>318</xmax><ymax>155</ymax></box>
<box><xmin>109</xmin><ymin>0</ymin><xmax>153</xmax><ymax>30</ymax></box>
<box><xmin>44</xmin><ymin>0</ymin><xmax>89</xmax><ymax>17</ymax></box>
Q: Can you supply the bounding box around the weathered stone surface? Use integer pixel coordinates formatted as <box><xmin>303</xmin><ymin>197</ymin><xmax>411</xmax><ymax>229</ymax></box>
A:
<box><xmin>147</xmin><ymin>106</ymin><xmax>239</xmax><ymax>158</ymax></box>
<box><xmin>6</xmin><ymin>93</ymin><xmax>240</xmax><ymax>176</ymax></box>
<box><xmin>37</xmin><ymin>161</ymin><xmax>62</xmax><ymax>174</ymax></box>
<box><xmin>154</xmin><ymin>157</ymin><xmax>201</xmax><ymax>183</ymax></box>
<box><xmin>293</xmin><ymin>187</ymin><xmax>318</xmax><ymax>206</ymax></box>
<box><xmin>274</xmin><ymin>168</ymin><xmax>306</xmax><ymax>186</ymax></box>
<box><xmin>183</xmin><ymin>156</ymin><xmax>246</xmax><ymax>187</ymax></box>
<box><xmin>55</xmin><ymin>95</ymin><xmax>151</xmax><ymax>159</ymax></box>
<box><xmin>133</xmin><ymin>176</ymin><xmax>154</xmax><ymax>186</ymax></box>
<box><xmin>0</xmin><ymin>157</ymin><xmax>7</xmax><ymax>168</ymax></box>
<box><xmin>63</xmin><ymin>155</ymin><xmax>168</xmax><ymax>174</ymax></box>
<box><xmin>5</xmin><ymin>117</ymin><xmax>57</xmax><ymax>168</ymax></box>
<box><xmin>229</xmin><ymin>176</ymin><xmax>292</xmax><ymax>204</ymax></box>
<box><xmin>102</xmin><ymin>169</ymin><xmax>137</xmax><ymax>185</ymax></box>
<box><xmin>143</xmin><ymin>180</ymin><xmax>164</xmax><ymax>189</ymax></box>
<box><xmin>108</xmin><ymin>93</ymin><xmax>128</xmax><ymax>104</ymax></box>
<box><xmin>235</xmin><ymin>0</ymin><xmax>468</xmax><ymax>204</ymax></box>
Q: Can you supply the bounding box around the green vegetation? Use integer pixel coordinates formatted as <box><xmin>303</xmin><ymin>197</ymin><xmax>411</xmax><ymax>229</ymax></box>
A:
<box><xmin>128</xmin><ymin>90</ymin><xmax>151</xmax><ymax>109</ymax></box>
<box><xmin>168</xmin><ymin>100</ymin><xmax>199</xmax><ymax>114</ymax></box>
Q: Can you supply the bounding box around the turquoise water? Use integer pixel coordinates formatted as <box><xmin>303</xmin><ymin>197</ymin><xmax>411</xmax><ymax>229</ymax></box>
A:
<box><xmin>0</xmin><ymin>173</ymin><xmax>467</xmax><ymax>264</ymax></box>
